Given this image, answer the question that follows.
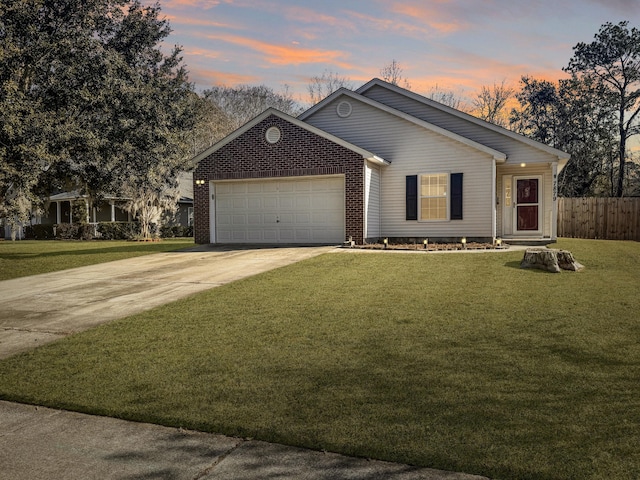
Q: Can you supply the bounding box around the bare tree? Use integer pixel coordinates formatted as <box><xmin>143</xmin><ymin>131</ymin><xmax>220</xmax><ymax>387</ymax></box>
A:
<box><xmin>472</xmin><ymin>80</ymin><xmax>515</xmax><ymax>127</ymax></box>
<box><xmin>307</xmin><ymin>70</ymin><xmax>354</xmax><ymax>105</ymax></box>
<box><xmin>380</xmin><ymin>60</ymin><xmax>411</xmax><ymax>89</ymax></box>
<box><xmin>425</xmin><ymin>84</ymin><xmax>469</xmax><ymax>111</ymax></box>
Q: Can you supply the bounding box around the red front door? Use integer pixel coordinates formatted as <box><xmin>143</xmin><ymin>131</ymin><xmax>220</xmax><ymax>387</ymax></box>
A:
<box><xmin>516</xmin><ymin>178</ymin><xmax>539</xmax><ymax>231</ymax></box>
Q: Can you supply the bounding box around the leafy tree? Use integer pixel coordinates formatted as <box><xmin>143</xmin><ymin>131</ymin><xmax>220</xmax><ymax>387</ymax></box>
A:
<box><xmin>565</xmin><ymin>21</ymin><xmax>640</xmax><ymax>197</ymax></box>
<box><xmin>510</xmin><ymin>77</ymin><xmax>561</xmax><ymax>146</ymax></box>
<box><xmin>97</xmin><ymin>2</ymin><xmax>196</xmax><ymax>240</ymax></box>
<box><xmin>0</xmin><ymin>0</ymin><xmax>196</xmax><ymax>240</ymax></box>
<box><xmin>510</xmin><ymin>75</ymin><xmax>618</xmax><ymax>197</ymax></box>
<box><xmin>0</xmin><ymin>0</ymin><xmax>121</xmax><ymax>238</ymax></box>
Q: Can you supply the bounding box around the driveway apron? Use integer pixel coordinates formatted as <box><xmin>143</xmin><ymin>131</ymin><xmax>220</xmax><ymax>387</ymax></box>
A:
<box><xmin>0</xmin><ymin>245</ymin><xmax>334</xmax><ymax>359</ymax></box>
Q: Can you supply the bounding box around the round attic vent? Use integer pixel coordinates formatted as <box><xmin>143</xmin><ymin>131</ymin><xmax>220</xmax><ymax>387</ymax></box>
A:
<box><xmin>265</xmin><ymin>126</ymin><xmax>281</xmax><ymax>144</ymax></box>
<box><xmin>336</xmin><ymin>100</ymin><xmax>352</xmax><ymax>118</ymax></box>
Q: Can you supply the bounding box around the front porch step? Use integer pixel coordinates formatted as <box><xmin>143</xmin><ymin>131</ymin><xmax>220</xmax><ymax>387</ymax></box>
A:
<box><xmin>503</xmin><ymin>238</ymin><xmax>556</xmax><ymax>247</ymax></box>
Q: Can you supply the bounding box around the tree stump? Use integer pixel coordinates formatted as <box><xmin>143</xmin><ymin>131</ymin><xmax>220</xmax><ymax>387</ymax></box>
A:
<box><xmin>520</xmin><ymin>248</ymin><xmax>584</xmax><ymax>273</ymax></box>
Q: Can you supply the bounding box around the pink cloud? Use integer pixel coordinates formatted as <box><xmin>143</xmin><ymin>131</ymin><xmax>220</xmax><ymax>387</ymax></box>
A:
<box><xmin>163</xmin><ymin>12</ymin><xmax>235</xmax><ymax>29</ymax></box>
<box><xmin>345</xmin><ymin>10</ymin><xmax>431</xmax><ymax>37</ymax></box>
<box><xmin>387</xmin><ymin>2</ymin><xmax>467</xmax><ymax>34</ymax></box>
<box><xmin>183</xmin><ymin>46</ymin><xmax>223</xmax><ymax>60</ymax></box>
<box><xmin>188</xmin><ymin>66</ymin><xmax>259</xmax><ymax>88</ymax></box>
<box><xmin>283</xmin><ymin>6</ymin><xmax>356</xmax><ymax>31</ymax></box>
<box><xmin>161</xmin><ymin>0</ymin><xmax>226</xmax><ymax>9</ymax></box>
<box><xmin>205</xmin><ymin>33</ymin><xmax>353</xmax><ymax>68</ymax></box>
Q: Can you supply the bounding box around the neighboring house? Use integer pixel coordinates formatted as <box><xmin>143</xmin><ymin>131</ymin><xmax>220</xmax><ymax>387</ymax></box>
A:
<box><xmin>192</xmin><ymin>78</ymin><xmax>569</xmax><ymax>245</ymax></box>
<box><xmin>174</xmin><ymin>171</ymin><xmax>195</xmax><ymax>228</ymax></box>
<box><xmin>3</xmin><ymin>173</ymin><xmax>194</xmax><ymax>239</ymax></box>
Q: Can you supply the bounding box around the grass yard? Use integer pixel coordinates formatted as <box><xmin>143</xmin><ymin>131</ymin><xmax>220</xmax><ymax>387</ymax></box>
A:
<box><xmin>0</xmin><ymin>238</ymin><xmax>195</xmax><ymax>280</ymax></box>
<box><xmin>0</xmin><ymin>239</ymin><xmax>638</xmax><ymax>479</ymax></box>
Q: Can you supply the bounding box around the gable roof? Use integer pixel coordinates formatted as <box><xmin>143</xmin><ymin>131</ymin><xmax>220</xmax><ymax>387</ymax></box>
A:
<box><xmin>354</xmin><ymin>78</ymin><xmax>570</xmax><ymax>162</ymax></box>
<box><xmin>192</xmin><ymin>107</ymin><xmax>388</xmax><ymax>166</ymax></box>
<box><xmin>299</xmin><ymin>88</ymin><xmax>507</xmax><ymax>163</ymax></box>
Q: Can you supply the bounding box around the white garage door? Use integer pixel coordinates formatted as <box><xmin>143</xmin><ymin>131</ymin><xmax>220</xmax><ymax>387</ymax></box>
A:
<box><xmin>214</xmin><ymin>176</ymin><xmax>345</xmax><ymax>244</ymax></box>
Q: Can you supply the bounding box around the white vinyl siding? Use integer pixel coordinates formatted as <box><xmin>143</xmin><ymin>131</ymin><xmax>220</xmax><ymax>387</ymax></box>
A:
<box><xmin>360</xmin><ymin>85</ymin><xmax>560</xmax><ymax>169</ymax></box>
<box><xmin>305</xmin><ymin>97</ymin><xmax>495</xmax><ymax>238</ymax></box>
<box><xmin>365</xmin><ymin>163</ymin><xmax>381</xmax><ymax>238</ymax></box>
<box><xmin>214</xmin><ymin>176</ymin><xmax>345</xmax><ymax>244</ymax></box>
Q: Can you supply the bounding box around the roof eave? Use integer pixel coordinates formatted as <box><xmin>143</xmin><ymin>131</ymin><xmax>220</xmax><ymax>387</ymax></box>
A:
<box><xmin>356</xmin><ymin>78</ymin><xmax>571</xmax><ymax>160</ymax></box>
<box><xmin>192</xmin><ymin>107</ymin><xmax>387</xmax><ymax>166</ymax></box>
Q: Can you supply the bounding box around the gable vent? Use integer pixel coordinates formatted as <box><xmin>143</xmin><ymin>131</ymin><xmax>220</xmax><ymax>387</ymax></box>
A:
<box><xmin>265</xmin><ymin>126</ymin><xmax>281</xmax><ymax>144</ymax></box>
<box><xmin>336</xmin><ymin>100</ymin><xmax>352</xmax><ymax>118</ymax></box>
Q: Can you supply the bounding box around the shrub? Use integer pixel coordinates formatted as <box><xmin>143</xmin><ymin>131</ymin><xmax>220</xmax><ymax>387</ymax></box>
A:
<box><xmin>96</xmin><ymin>222</ymin><xmax>140</xmax><ymax>240</ymax></box>
<box><xmin>160</xmin><ymin>225</ymin><xmax>193</xmax><ymax>238</ymax></box>
<box><xmin>25</xmin><ymin>224</ymin><xmax>55</xmax><ymax>240</ymax></box>
<box><xmin>55</xmin><ymin>223</ymin><xmax>79</xmax><ymax>240</ymax></box>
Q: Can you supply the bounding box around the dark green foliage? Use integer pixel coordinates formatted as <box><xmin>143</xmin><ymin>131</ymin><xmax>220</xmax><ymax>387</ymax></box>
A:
<box><xmin>159</xmin><ymin>224</ymin><xmax>193</xmax><ymax>238</ymax></box>
<box><xmin>564</xmin><ymin>21</ymin><xmax>640</xmax><ymax>197</ymax></box>
<box><xmin>24</xmin><ymin>225</ymin><xmax>55</xmax><ymax>240</ymax></box>
<box><xmin>0</xmin><ymin>0</ymin><xmax>196</xmax><ymax>239</ymax></box>
<box><xmin>96</xmin><ymin>222</ymin><xmax>140</xmax><ymax>240</ymax></box>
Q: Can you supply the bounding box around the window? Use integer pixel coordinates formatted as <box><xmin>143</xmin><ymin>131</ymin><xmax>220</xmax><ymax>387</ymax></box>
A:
<box><xmin>406</xmin><ymin>173</ymin><xmax>463</xmax><ymax>221</ymax></box>
<box><xmin>420</xmin><ymin>173</ymin><xmax>448</xmax><ymax>220</ymax></box>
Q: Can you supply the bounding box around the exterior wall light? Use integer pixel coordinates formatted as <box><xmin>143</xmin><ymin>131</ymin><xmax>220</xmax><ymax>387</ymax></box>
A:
<box><xmin>195</xmin><ymin>179</ymin><xmax>205</xmax><ymax>186</ymax></box>
<box><xmin>520</xmin><ymin>163</ymin><xmax>526</xmax><ymax>167</ymax></box>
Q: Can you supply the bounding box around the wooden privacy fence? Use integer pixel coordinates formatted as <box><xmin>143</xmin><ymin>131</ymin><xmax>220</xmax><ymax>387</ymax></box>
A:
<box><xmin>557</xmin><ymin>197</ymin><xmax>640</xmax><ymax>241</ymax></box>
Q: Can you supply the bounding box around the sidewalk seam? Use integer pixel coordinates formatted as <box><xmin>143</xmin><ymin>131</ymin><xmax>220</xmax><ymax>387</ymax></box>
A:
<box><xmin>191</xmin><ymin>438</ymin><xmax>246</xmax><ymax>480</ymax></box>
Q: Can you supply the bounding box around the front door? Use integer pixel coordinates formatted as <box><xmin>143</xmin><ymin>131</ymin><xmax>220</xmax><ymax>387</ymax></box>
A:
<box><xmin>514</xmin><ymin>177</ymin><xmax>541</xmax><ymax>233</ymax></box>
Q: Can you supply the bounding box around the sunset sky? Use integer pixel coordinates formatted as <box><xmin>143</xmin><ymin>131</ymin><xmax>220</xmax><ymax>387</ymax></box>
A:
<box><xmin>159</xmin><ymin>0</ymin><xmax>639</xmax><ymax>104</ymax></box>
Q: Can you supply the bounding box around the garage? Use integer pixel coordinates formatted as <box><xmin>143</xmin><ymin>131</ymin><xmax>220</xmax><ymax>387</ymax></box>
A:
<box><xmin>212</xmin><ymin>176</ymin><xmax>345</xmax><ymax>244</ymax></box>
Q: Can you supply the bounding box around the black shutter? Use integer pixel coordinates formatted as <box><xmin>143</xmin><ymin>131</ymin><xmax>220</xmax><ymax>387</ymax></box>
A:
<box><xmin>450</xmin><ymin>173</ymin><xmax>463</xmax><ymax>220</ymax></box>
<box><xmin>406</xmin><ymin>175</ymin><xmax>418</xmax><ymax>220</ymax></box>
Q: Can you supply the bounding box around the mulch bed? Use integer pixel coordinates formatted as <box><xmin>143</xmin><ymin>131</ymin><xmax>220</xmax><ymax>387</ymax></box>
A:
<box><xmin>348</xmin><ymin>242</ymin><xmax>508</xmax><ymax>251</ymax></box>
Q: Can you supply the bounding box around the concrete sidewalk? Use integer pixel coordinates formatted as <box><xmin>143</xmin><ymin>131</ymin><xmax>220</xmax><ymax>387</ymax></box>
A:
<box><xmin>0</xmin><ymin>401</ymin><xmax>489</xmax><ymax>480</ymax></box>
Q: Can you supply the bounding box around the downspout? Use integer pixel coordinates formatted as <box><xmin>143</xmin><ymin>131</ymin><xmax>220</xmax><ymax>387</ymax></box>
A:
<box><xmin>491</xmin><ymin>157</ymin><xmax>497</xmax><ymax>240</ymax></box>
<box><xmin>362</xmin><ymin>161</ymin><xmax>368</xmax><ymax>244</ymax></box>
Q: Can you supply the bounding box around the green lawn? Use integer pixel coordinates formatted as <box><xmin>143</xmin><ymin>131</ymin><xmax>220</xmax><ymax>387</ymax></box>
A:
<box><xmin>0</xmin><ymin>238</ymin><xmax>194</xmax><ymax>280</ymax></box>
<box><xmin>0</xmin><ymin>239</ymin><xmax>638</xmax><ymax>480</ymax></box>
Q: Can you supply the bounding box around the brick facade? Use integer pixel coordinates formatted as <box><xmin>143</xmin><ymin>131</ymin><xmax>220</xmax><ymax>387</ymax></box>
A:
<box><xmin>193</xmin><ymin>114</ymin><xmax>365</xmax><ymax>244</ymax></box>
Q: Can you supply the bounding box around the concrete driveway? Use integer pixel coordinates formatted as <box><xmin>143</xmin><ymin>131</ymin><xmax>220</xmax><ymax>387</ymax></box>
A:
<box><xmin>0</xmin><ymin>245</ymin><xmax>334</xmax><ymax>359</ymax></box>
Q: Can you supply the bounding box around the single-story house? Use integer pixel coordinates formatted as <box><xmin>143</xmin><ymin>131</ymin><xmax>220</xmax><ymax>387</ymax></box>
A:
<box><xmin>192</xmin><ymin>78</ymin><xmax>569</xmax><ymax>245</ymax></box>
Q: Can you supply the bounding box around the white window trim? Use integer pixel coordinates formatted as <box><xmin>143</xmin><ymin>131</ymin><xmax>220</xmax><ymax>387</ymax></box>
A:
<box><xmin>418</xmin><ymin>172</ymin><xmax>450</xmax><ymax>222</ymax></box>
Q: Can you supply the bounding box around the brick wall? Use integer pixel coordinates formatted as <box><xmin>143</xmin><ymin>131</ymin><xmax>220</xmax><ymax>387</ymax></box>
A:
<box><xmin>194</xmin><ymin>114</ymin><xmax>365</xmax><ymax>244</ymax></box>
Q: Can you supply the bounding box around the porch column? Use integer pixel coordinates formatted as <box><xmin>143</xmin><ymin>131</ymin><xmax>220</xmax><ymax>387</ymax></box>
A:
<box><xmin>110</xmin><ymin>201</ymin><xmax>116</xmax><ymax>222</ymax></box>
<box><xmin>56</xmin><ymin>201</ymin><xmax>61</xmax><ymax>224</ymax></box>
<box><xmin>551</xmin><ymin>162</ymin><xmax>558</xmax><ymax>239</ymax></box>
<box><xmin>85</xmin><ymin>199</ymin><xmax>90</xmax><ymax>223</ymax></box>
